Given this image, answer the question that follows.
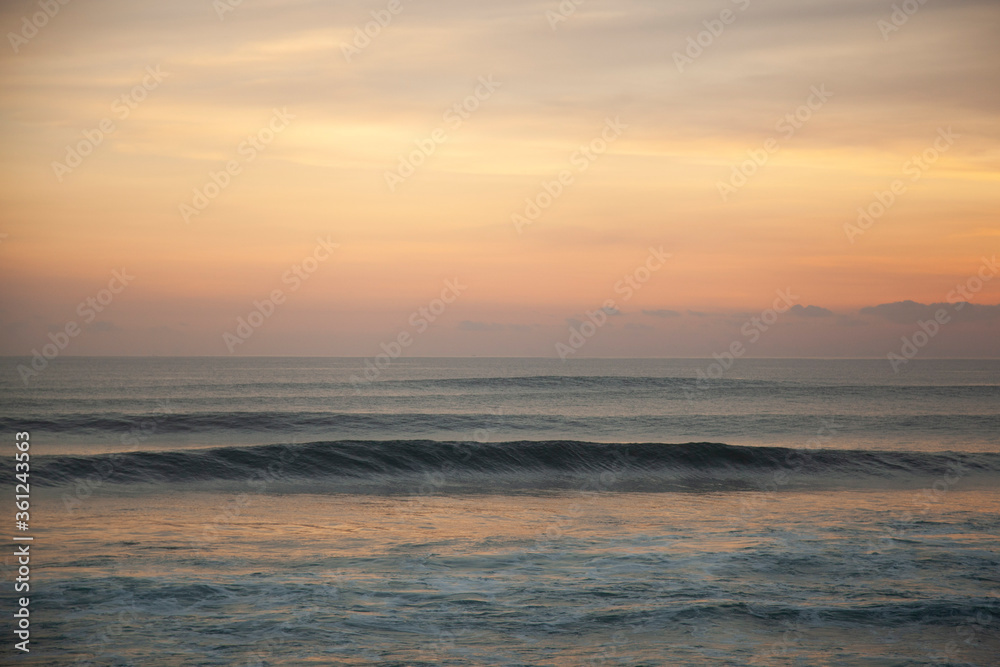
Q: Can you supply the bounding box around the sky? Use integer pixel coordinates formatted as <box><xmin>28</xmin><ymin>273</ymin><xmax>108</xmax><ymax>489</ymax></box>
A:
<box><xmin>0</xmin><ymin>0</ymin><xmax>998</xmax><ymax>361</ymax></box>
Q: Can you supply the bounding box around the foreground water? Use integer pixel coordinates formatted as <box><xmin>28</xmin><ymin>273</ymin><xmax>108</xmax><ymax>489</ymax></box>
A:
<box><xmin>1</xmin><ymin>358</ymin><xmax>998</xmax><ymax>665</ymax></box>
<box><xmin>18</xmin><ymin>487</ymin><xmax>999</xmax><ymax>666</ymax></box>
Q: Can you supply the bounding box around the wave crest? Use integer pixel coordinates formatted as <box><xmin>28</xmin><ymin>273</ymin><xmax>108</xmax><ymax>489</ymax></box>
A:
<box><xmin>28</xmin><ymin>440</ymin><xmax>1000</xmax><ymax>491</ymax></box>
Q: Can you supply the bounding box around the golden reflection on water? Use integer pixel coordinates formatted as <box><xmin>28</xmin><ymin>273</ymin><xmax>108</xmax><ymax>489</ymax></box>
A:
<box><xmin>36</xmin><ymin>487</ymin><xmax>1000</xmax><ymax>566</ymax></box>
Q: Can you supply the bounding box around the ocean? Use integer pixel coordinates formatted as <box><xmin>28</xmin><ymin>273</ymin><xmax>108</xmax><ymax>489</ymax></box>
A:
<box><xmin>2</xmin><ymin>357</ymin><xmax>998</xmax><ymax>665</ymax></box>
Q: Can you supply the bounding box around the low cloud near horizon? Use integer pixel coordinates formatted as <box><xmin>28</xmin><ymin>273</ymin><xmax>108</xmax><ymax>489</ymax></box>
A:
<box><xmin>4</xmin><ymin>296</ymin><xmax>998</xmax><ymax>359</ymax></box>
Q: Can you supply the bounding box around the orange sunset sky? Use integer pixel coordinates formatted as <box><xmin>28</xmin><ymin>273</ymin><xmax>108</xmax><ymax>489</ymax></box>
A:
<box><xmin>1</xmin><ymin>0</ymin><xmax>998</xmax><ymax>360</ymax></box>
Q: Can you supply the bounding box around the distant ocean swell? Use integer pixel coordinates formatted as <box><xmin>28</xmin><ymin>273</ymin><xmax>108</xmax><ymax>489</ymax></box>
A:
<box><xmin>4</xmin><ymin>412</ymin><xmax>999</xmax><ymax>435</ymax></box>
<box><xmin>27</xmin><ymin>440</ymin><xmax>1000</xmax><ymax>490</ymax></box>
<box><xmin>10</xmin><ymin>374</ymin><xmax>1000</xmax><ymax>394</ymax></box>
